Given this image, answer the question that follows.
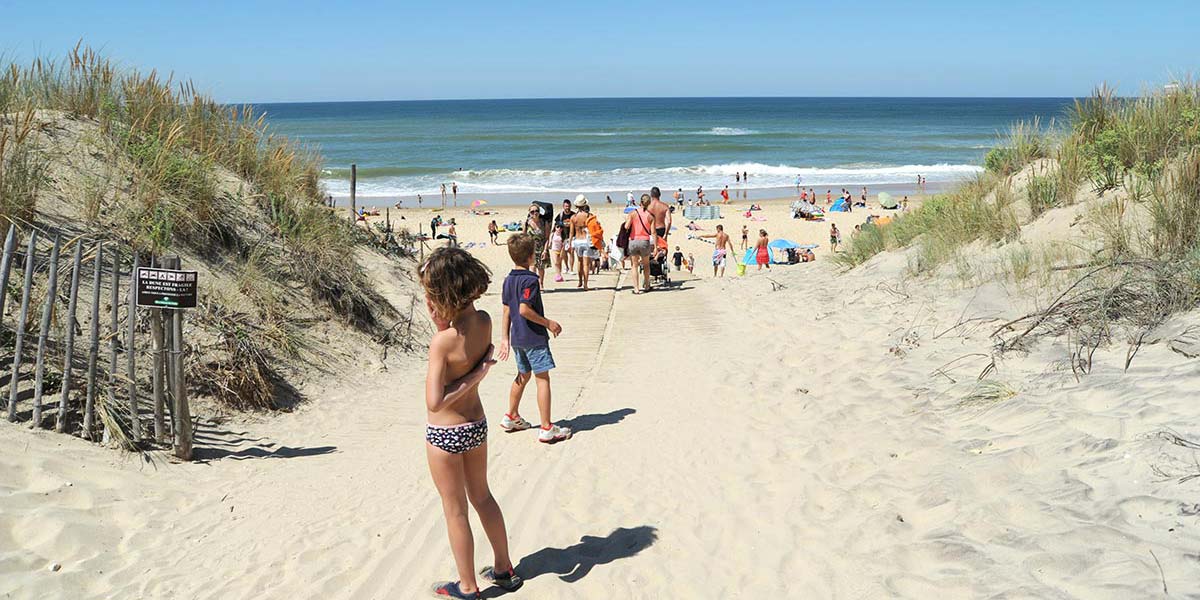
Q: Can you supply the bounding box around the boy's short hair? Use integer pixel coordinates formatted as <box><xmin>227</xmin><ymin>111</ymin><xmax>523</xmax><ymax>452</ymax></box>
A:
<box><xmin>419</xmin><ymin>247</ymin><xmax>491</xmax><ymax>321</ymax></box>
<box><xmin>507</xmin><ymin>233</ymin><xmax>537</xmax><ymax>265</ymax></box>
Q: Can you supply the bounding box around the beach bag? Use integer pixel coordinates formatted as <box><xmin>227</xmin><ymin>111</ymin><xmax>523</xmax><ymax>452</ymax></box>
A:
<box><xmin>587</xmin><ymin>214</ymin><xmax>604</xmax><ymax>250</ymax></box>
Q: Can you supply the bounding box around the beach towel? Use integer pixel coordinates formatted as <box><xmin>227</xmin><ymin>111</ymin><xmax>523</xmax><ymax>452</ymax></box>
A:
<box><xmin>587</xmin><ymin>214</ymin><xmax>604</xmax><ymax>250</ymax></box>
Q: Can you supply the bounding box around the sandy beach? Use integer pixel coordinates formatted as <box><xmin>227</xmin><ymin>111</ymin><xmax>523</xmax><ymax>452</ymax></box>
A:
<box><xmin>4</xmin><ymin>185</ymin><xmax>1199</xmax><ymax>598</ymax></box>
<box><xmin>363</xmin><ymin>193</ymin><xmax>912</xmax><ymax>275</ymax></box>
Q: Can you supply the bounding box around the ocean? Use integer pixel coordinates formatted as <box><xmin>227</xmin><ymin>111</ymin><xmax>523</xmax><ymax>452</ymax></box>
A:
<box><xmin>257</xmin><ymin>97</ymin><xmax>1074</xmax><ymax>205</ymax></box>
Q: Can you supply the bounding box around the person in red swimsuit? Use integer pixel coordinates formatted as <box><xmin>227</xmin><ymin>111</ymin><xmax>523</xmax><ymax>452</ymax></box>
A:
<box><xmin>755</xmin><ymin>229</ymin><xmax>771</xmax><ymax>270</ymax></box>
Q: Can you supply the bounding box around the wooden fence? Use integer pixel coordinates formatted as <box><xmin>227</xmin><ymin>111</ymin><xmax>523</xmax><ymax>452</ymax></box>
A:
<box><xmin>0</xmin><ymin>224</ymin><xmax>193</xmax><ymax>460</ymax></box>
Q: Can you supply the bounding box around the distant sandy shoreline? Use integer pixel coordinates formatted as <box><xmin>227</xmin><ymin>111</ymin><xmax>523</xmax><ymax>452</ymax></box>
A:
<box><xmin>328</xmin><ymin>180</ymin><xmax>953</xmax><ymax>208</ymax></box>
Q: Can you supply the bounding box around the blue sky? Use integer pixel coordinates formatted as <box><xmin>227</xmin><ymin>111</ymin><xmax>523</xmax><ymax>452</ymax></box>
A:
<box><xmin>1</xmin><ymin>0</ymin><xmax>1195</xmax><ymax>102</ymax></box>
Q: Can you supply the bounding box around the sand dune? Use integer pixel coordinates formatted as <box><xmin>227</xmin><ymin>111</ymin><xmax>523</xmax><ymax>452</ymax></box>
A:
<box><xmin>3</xmin><ymin>199</ymin><xmax>1200</xmax><ymax>599</ymax></box>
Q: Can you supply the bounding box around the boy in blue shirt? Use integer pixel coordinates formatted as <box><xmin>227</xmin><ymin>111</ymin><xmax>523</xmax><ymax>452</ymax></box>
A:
<box><xmin>498</xmin><ymin>234</ymin><xmax>571</xmax><ymax>443</ymax></box>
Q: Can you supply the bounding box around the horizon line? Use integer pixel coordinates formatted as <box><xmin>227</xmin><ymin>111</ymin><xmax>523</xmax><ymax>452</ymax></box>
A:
<box><xmin>239</xmin><ymin>95</ymin><xmax>1082</xmax><ymax>106</ymax></box>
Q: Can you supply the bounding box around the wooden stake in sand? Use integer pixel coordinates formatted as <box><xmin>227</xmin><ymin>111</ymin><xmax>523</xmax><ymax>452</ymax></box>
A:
<box><xmin>82</xmin><ymin>243</ymin><xmax>102</xmax><ymax>439</ymax></box>
<box><xmin>0</xmin><ymin>224</ymin><xmax>17</xmax><ymax>323</ymax></box>
<box><xmin>104</xmin><ymin>247</ymin><xmax>119</xmax><ymax>443</ymax></box>
<box><xmin>30</xmin><ymin>234</ymin><xmax>61</xmax><ymax>428</ymax></box>
<box><xmin>7</xmin><ymin>230</ymin><xmax>37</xmax><ymax>422</ymax></box>
<box><xmin>56</xmin><ymin>241</ymin><xmax>83</xmax><ymax>433</ymax></box>
<box><xmin>151</xmin><ymin>256</ymin><xmax>166</xmax><ymax>444</ymax></box>
<box><xmin>166</xmin><ymin>256</ymin><xmax>191</xmax><ymax>460</ymax></box>
<box><xmin>126</xmin><ymin>251</ymin><xmax>140</xmax><ymax>441</ymax></box>
<box><xmin>350</xmin><ymin>163</ymin><xmax>357</xmax><ymax>221</ymax></box>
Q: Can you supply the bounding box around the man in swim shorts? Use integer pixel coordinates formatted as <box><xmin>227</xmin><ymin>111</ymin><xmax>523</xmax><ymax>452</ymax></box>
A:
<box><xmin>700</xmin><ymin>224</ymin><xmax>736</xmax><ymax>278</ymax></box>
<box><xmin>648</xmin><ymin>186</ymin><xmax>672</xmax><ymax>247</ymax></box>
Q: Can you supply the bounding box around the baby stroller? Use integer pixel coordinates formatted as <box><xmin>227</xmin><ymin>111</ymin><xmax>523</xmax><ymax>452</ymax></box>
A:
<box><xmin>648</xmin><ymin>249</ymin><xmax>670</xmax><ymax>286</ymax></box>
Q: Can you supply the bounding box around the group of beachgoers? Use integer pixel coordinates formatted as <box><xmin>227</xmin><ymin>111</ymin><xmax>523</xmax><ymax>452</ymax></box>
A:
<box><xmin>417</xmin><ymin>181</ymin><xmax>841</xmax><ymax>597</ymax></box>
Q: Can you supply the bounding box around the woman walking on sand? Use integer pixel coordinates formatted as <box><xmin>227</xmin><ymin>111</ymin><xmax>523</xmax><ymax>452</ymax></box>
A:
<box><xmin>625</xmin><ymin>194</ymin><xmax>655</xmax><ymax>294</ymax></box>
<box><xmin>523</xmin><ymin>204</ymin><xmax>550</xmax><ymax>285</ymax></box>
<box><xmin>755</xmin><ymin>229</ymin><xmax>771</xmax><ymax>270</ymax></box>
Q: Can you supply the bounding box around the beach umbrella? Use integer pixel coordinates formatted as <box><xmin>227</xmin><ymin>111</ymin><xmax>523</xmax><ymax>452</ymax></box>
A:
<box><xmin>472</xmin><ymin>199</ymin><xmax>488</xmax><ymax>208</ymax></box>
<box><xmin>768</xmin><ymin>238</ymin><xmax>800</xmax><ymax>250</ymax></box>
<box><xmin>878</xmin><ymin>192</ymin><xmax>897</xmax><ymax>209</ymax></box>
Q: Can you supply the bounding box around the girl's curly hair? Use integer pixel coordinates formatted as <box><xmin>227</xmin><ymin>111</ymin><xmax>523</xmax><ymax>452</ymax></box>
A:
<box><xmin>419</xmin><ymin>247</ymin><xmax>492</xmax><ymax>321</ymax></box>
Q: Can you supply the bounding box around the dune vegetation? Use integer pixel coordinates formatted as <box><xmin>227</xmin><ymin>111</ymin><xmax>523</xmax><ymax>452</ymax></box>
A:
<box><xmin>0</xmin><ymin>45</ymin><xmax>405</xmax><ymax>413</ymax></box>
<box><xmin>836</xmin><ymin>82</ymin><xmax>1200</xmax><ymax>372</ymax></box>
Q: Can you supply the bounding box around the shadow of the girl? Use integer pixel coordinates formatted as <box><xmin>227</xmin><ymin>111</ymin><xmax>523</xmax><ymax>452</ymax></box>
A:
<box><xmin>482</xmin><ymin>526</ymin><xmax>658</xmax><ymax>597</ymax></box>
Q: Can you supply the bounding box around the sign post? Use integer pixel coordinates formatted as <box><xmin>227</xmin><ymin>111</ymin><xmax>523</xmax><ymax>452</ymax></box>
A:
<box><xmin>136</xmin><ymin>261</ymin><xmax>196</xmax><ymax>460</ymax></box>
<box><xmin>136</xmin><ymin>266</ymin><xmax>198</xmax><ymax>309</ymax></box>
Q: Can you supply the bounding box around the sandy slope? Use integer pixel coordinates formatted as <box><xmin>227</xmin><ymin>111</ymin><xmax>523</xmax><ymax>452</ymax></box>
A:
<box><xmin>3</xmin><ymin>211</ymin><xmax>1200</xmax><ymax>599</ymax></box>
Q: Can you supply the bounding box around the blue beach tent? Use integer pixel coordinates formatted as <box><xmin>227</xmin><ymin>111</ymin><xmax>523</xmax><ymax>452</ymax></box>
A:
<box><xmin>829</xmin><ymin>198</ymin><xmax>848</xmax><ymax>212</ymax></box>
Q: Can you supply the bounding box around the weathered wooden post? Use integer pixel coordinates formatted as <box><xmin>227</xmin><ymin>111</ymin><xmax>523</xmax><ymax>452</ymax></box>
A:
<box><xmin>30</xmin><ymin>235</ymin><xmax>61</xmax><ymax>428</ymax></box>
<box><xmin>0</xmin><ymin>224</ymin><xmax>17</xmax><ymax>321</ymax></box>
<box><xmin>349</xmin><ymin>163</ymin><xmax>357</xmax><ymax>221</ymax></box>
<box><xmin>104</xmin><ymin>247</ymin><xmax>119</xmax><ymax>443</ymax></box>
<box><xmin>164</xmin><ymin>256</ymin><xmax>192</xmax><ymax>460</ymax></box>
<box><xmin>126</xmin><ymin>251</ymin><xmax>140</xmax><ymax>441</ymax></box>
<box><xmin>82</xmin><ymin>243</ymin><xmax>102</xmax><ymax>439</ymax></box>
<box><xmin>56</xmin><ymin>241</ymin><xmax>83</xmax><ymax>433</ymax></box>
<box><xmin>385</xmin><ymin>207</ymin><xmax>391</xmax><ymax>233</ymax></box>
<box><xmin>150</xmin><ymin>257</ymin><xmax>167</xmax><ymax>444</ymax></box>
<box><xmin>7</xmin><ymin>230</ymin><xmax>37</xmax><ymax>422</ymax></box>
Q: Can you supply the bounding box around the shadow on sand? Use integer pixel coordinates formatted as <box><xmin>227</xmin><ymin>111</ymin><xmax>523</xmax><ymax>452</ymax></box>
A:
<box><xmin>558</xmin><ymin>408</ymin><xmax>635</xmax><ymax>436</ymax></box>
<box><xmin>191</xmin><ymin>421</ymin><xmax>337</xmax><ymax>462</ymax></box>
<box><xmin>482</xmin><ymin>526</ymin><xmax>658</xmax><ymax>597</ymax></box>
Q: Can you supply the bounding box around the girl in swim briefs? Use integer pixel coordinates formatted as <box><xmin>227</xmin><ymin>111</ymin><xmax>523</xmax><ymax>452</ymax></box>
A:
<box><xmin>420</xmin><ymin>248</ymin><xmax>523</xmax><ymax>599</ymax></box>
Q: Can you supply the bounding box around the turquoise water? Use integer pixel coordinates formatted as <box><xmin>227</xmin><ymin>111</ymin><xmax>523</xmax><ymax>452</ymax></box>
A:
<box><xmin>258</xmin><ymin>97</ymin><xmax>1073</xmax><ymax>203</ymax></box>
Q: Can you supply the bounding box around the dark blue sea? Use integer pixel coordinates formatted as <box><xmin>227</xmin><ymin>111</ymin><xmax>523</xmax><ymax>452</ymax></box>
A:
<box><xmin>258</xmin><ymin>97</ymin><xmax>1074</xmax><ymax>203</ymax></box>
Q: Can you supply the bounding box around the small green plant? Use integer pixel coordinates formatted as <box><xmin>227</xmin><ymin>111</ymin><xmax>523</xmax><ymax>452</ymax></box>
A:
<box><xmin>1026</xmin><ymin>174</ymin><xmax>1059</xmax><ymax>218</ymax></box>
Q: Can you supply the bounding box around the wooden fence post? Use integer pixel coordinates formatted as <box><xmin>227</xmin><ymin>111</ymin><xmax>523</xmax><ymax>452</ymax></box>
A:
<box><xmin>7</xmin><ymin>230</ymin><xmax>37</xmax><ymax>422</ymax></box>
<box><xmin>56</xmin><ymin>241</ymin><xmax>82</xmax><ymax>433</ymax></box>
<box><xmin>82</xmin><ymin>243</ymin><xmax>102</xmax><ymax>439</ymax></box>
<box><xmin>0</xmin><ymin>224</ymin><xmax>16</xmax><ymax>322</ymax></box>
<box><xmin>150</xmin><ymin>257</ymin><xmax>166</xmax><ymax>444</ymax></box>
<box><xmin>349</xmin><ymin>163</ymin><xmax>357</xmax><ymax>221</ymax></box>
<box><xmin>166</xmin><ymin>256</ymin><xmax>191</xmax><ymax>460</ymax></box>
<box><xmin>30</xmin><ymin>235</ymin><xmax>60</xmax><ymax>428</ymax></box>
<box><xmin>104</xmin><ymin>247</ymin><xmax>119</xmax><ymax>443</ymax></box>
<box><xmin>126</xmin><ymin>251</ymin><xmax>140</xmax><ymax>441</ymax></box>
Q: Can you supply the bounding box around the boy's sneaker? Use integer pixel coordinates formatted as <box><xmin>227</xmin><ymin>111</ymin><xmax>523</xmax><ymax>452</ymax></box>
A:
<box><xmin>500</xmin><ymin>414</ymin><xmax>532</xmax><ymax>432</ymax></box>
<box><xmin>431</xmin><ymin>581</ymin><xmax>478</xmax><ymax>599</ymax></box>
<box><xmin>538</xmin><ymin>425</ymin><xmax>572</xmax><ymax>443</ymax></box>
<box><xmin>479</xmin><ymin>566</ymin><xmax>523</xmax><ymax>592</ymax></box>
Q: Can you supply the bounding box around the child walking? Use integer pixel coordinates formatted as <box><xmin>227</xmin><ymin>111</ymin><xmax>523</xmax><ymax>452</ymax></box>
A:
<box><xmin>419</xmin><ymin>248</ymin><xmax>523</xmax><ymax>599</ymax></box>
<box><xmin>498</xmin><ymin>234</ymin><xmax>572</xmax><ymax>443</ymax></box>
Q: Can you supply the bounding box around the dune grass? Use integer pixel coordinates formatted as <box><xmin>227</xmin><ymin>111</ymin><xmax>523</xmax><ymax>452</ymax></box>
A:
<box><xmin>838</xmin><ymin>81</ymin><xmax>1200</xmax><ymax>273</ymax></box>
<box><xmin>0</xmin><ymin>44</ymin><xmax>402</xmax><ymax>414</ymax></box>
<box><xmin>0</xmin><ymin>44</ymin><xmax>387</xmax><ymax>334</ymax></box>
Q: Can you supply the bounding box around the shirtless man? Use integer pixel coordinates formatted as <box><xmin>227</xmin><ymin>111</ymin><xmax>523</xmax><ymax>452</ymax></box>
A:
<box><xmin>568</xmin><ymin>195</ymin><xmax>597</xmax><ymax>291</ymax></box>
<box><xmin>701</xmin><ymin>224</ymin><xmax>737</xmax><ymax>277</ymax></box>
<box><xmin>647</xmin><ymin>186</ymin><xmax>672</xmax><ymax>249</ymax></box>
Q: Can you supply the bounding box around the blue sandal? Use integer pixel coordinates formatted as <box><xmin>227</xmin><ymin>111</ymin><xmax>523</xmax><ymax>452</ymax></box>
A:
<box><xmin>431</xmin><ymin>581</ymin><xmax>479</xmax><ymax>599</ymax></box>
<box><xmin>480</xmin><ymin>566</ymin><xmax>524</xmax><ymax>592</ymax></box>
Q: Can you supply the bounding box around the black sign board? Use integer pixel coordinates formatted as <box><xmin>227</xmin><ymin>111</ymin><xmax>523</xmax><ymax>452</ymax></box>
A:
<box><xmin>136</xmin><ymin>267</ymin><xmax>198</xmax><ymax>309</ymax></box>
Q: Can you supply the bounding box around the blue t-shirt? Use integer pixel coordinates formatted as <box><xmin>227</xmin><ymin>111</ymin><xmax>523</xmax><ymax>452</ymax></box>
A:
<box><xmin>502</xmin><ymin>269</ymin><xmax>549</xmax><ymax>348</ymax></box>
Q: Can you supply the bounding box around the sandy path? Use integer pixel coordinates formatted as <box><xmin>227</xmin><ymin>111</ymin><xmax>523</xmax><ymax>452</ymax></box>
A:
<box><xmin>5</xmin><ymin>250</ymin><xmax>1200</xmax><ymax>599</ymax></box>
